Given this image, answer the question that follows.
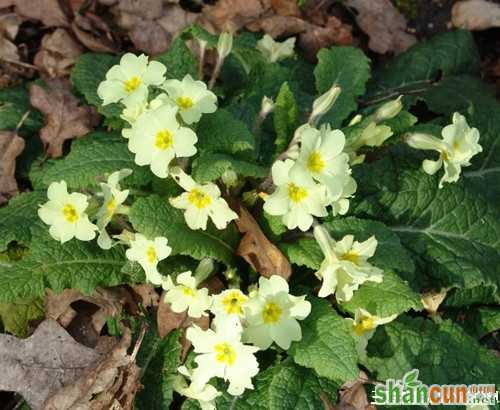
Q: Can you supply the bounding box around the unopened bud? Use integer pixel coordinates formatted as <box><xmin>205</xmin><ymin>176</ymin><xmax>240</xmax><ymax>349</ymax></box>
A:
<box><xmin>194</xmin><ymin>258</ymin><xmax>215</xmax><ymax>284</ymax></box>
<box><xmin>217</xmin><ymin>32</ymin><xmax>233</xmax><ymax>60</ymax></box>
<box><xmin>261</xmin><ymin>96</ymin><xmax>275</xmax><ymax>116</ymax></box>
<box><xmin>310</xmin><ymin>85</ymin><xmax>342</xmax><ymax>125</ymax></box>
<box><xmin>373</xmin><ymin>96</ymin><xmax>403</xmax><ymax>122</ymax></box>
<box><xmin>348</xmin><ymin>114</ymin><xmax>362</xmax><ymax>126</ymax></box>
<box><xmin>221</xmin><ymin>169</ymin><xmax>238</xmax><ymax>188</ymax></box>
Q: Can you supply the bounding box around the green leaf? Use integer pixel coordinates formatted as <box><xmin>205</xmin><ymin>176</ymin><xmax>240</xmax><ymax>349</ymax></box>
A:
<box><xmin>289</xmin><ymin>297</ymin><xmax>359</xmax><ymax>383</ymax></box>
<box><xmin>71</xmin><ymin>53</ymin><xmax>122</xmax><ymax>120</ymax></box>
<box><xmin>341</xmin><ymin>270</ymin><xmax>422</xmax><ymax>317</ymax></box>
<box><xmin>192</xmin><ymin>152</ymin><xmax>267</xmax><ymax>183</ymax></box>
<box><xmin>314</xmin><ymin>47</ymin><xmax>371</xmax><ymax>127</ymax></box>
<box><xmin>281</xmin><ymin>237</ymin><xmax>323</xmax><ymax>270</ymax></box>
<box><xmin>155</xmin><ymin>37</ymin><xmax>197</xmax><ymax>80</ymax></box>
<box><xmin>457</xmin><ymin>307</ymin><xmax>500</xmax><ymax>339</ymax></box>
<box><xmin>0</xmin><ymin>297</ymin><xmax>44</xmax><ymax>337</ymax></box>
<box><xmin>129</xmin><ymin>195</ymin><xmax>239</xmax><ymax>265</ymax></box>
<box><xmin>365</xmin><ymin>316</ymin><xmax>500</xmax><ymax>385</ymax></box>
<box><xmin>196</xmin><ymin>108</ymin><xmax>256</xmax><ymax>156</ymax></box>
<box><xmin>0</xmin><ymin>191</ymin><xmax>46</xmax><ymax>252</ymax></box>
<box><xmin>29</xmin><ymin>132</ymin><xmax>152</xmax><ymax>189</ymax></box>
<box><xmin>135</xmin><ymin>328</ymin><xmax>182</xmax><ymax>410</ymax></box>
<box><xmin>0</xmin><ymin>86</ymin><xmax>43</xmax><ymax>134</ymax></box>
<box><xmin>0</xmin><ymin>227</ymin><xmax>128</xmax><ymax>302</ymax></box>
<box><xmin>365</xmin><ymin>30</ymin><xmax>479</xmax><ymax>102</ymax></box>
<box><xmin>273</xmin><ymin>82</ymin><xmax>299</xmax><ymax>153</ymax></box>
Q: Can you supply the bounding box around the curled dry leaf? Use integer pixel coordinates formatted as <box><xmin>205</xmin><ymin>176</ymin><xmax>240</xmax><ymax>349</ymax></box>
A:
<box><xmin>199</xmin><ymin>0</ymin><xmax>270</xmax><ymax>32</ymax></box>
<box><xmin>34</xmin><ymin>28</ymin><xmax>83</xmax><ymax>78</ymax></box>
<box><xmin>0</xmin><ymin>319</ymin><xmax>102</xmax><ymax>410</ymax></box>
<box><xmin>72</xmin><ymin>13</ymin><xmax>120</xmax><ymax>54</ymax></box>
<box><xmin>0</xmin><ymin>130</ymin><xmax>25</xmax><ymax>204</ymax></box>
<box><xmin>43</xmin><ymin>326</ymin><xmax>142</xmax><ymax>410</ymax></box>
<box><xmin>157</xmin><ymin>292</ymin><xmax>210</xmax><ymax>359</ymax></box>
<box><xmin>0</xmin><ymin>11</ymin><xmax>21</xmax><ymax>63</ymax></box>
<box><xmin>131</xmin><ymin>284</ymin><xmax>160</xmax><ymax>308</ymax></box>
<box><xmin>451</xmin><ymin>0</ymin><xmax>500</xmax><ymax>30</ymax></box>
<box><xmin>29</xmin><ymin>79</ymin><xmax>100</xmax><ymax>158</ymax></box>
<box><xmin>421</xmin><ymin>288</ymin><xmax>449</xmax><ymax>315</ymax></box>
<box><xmin>334</xmin><ymin>372</ymin><xmax>375</xmax><ymax>410</ymax></box>
<box><xmin>344</xmin><ymin>0</ymin><xmax>416</xmax><ymax>54</ymax></box>
<box><xmin>235</xmin><ymin>205</ymin><xmax>291</xmax><ymax>280</ymax></box>
<box><xmin>14</xmin><ymin>0</ymin><xmax>69</xmax><ymax>27</ymax></box>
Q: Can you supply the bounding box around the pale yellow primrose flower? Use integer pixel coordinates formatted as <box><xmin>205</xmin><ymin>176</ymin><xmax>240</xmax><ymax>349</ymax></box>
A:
<box><xmin>97</xmin><ymin>53</ymin><xmax>166</xmax><ymax>106</ymax></box>
<box><xmin>313</xmin><ymin>225</ymin><xmax>383</xmax><ymax>302</ymax></box>
<box><xmin>186</xmin><ymin>322</ymin><xmax>259</xmax><ymax>396</ymax></box>
<box><xmin>243</xmin><ymin>275</ymin><xmax>311</xmax><ymax>350</ymax></box>
<box><xmin>125</xmin><ymin>233</ymin><xmax>171</xmax><ymax>286</ymax></box>
<box><xmin>345</xmin><ymin>308</ymin><xmax>397</xmax><ymax>359</ymax></box>
<box><xmin>256</xmin><ymin>34</ymin><xmax>296</xmax><ymax>63</ymax></box>
<box><xmin>163</xmin><ymin>271</ymin><xmax>212</xmax><ymax>318</ymax></box>
<box><xmin>120</xmin><ymin>90</ymin><xmax>172</xmax><ymax>126</ymax></box>
<box><xmin>169</xmin><ymin>168</ymin><xmax>238</xmax><ymax>231</ymax></box>
<box><xmin>162</xmin><ymin>74</ymin><xmax>217</xmax><ymax>125</ymax></box>
<box><xmin>38</xmin><ymin>181</ymin><xmax>98</xmax><ymax>243</ymax></box>
<box><xmin>211</xmin><ymin>289</ymin><xmax>248</xmax><ymax>319</ymax></box>
<box><xmin>174</xmin><ymin>366</ymin><xmax>221</xmax><ymax>410</ymax></box>
<box><xmin>263</xmin><ymin>159</ymin><xmax>328</xmax><ymax>231</ymax></box>
<box><xmin>406</xmin><ymin>112</ymin><xmax>482</xmax><ymax>188</ymax></box>
<box><xmin>96</xmin><ymin>169</ymin><xmax>132</xmax><ymax>250</ymax></box>
<box><xmin>127</xmin><ymin>105</ymin><xmax>197</xmax><ymax>178</ymax></box>
<box><xmin>293</xmin><ymin>124</ymin><xmax>355</xmax><ymax>205</ymax></box>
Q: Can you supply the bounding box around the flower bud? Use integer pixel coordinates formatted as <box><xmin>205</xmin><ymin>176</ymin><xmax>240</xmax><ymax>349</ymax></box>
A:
<box><xmin>261</xmin><ymin>96</ymin><xmax>275</xmax><ymax>116</ymax></box>
<box><xmin>217</xmin><ymin>32</ymin><xmax>233</xmax><ymax>60</ymax></box>
<box><xmin>310</xmin><ymin>85</ymin><xmax>342</xmax><ymax>125</ymax></box>
<box><xmin>348</xmin><ymin>114</ymin><xmax>363</xmax><ymax>126</ymax></box>
<box><xmin>405</xmin><ymin>132</ymin><xmax>446</xmax><ymax>151</ymax></box>
<box><xmin>194</xmin><ymin>258</ymin><xmax>215</xmax><ymax>284</ymax></box>
<box><xmin>221</xmin><ymin>169</ymin><xmax>238</xmax><ymax>188</ymax></box>
<box><xmin>373</xmin><ymin>96</ymin><xmax>403</xmax><ymax>122</ymax></box>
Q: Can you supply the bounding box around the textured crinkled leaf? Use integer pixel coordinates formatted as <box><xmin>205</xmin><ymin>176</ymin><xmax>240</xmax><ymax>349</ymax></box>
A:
<box><xmin>192</xmin><ymin>152</ymin><xmax>267</xmax><ymax>183</ymax></box>
<box><xmin>459</xmin><ymin>307</ymin><xmax>500</xmax><ymax>339</ymax></box>
<box><xmin>273</xmin><ymin>82</ymin><xmax>299</xmax><ymax>154</ymax></box>
<box><xmin>341</xmin><ymin>270</ymin><xmax>422</xmax><ymax>317</ymax></box>
<box><xmin>196</xmin><ymin>109</ymin><xmax>256</xmax><ymax>156</ymax></box>
<box><xmin>70</xmin><ymin>53</ymin><xmax>122</xmax><ymax>119</ymax></box>
<box><xmin>0</xmin><ymin>191</ymin><xmax>46</xmax><ymax>252</ymax></box>
<box><xmin>0</xmin><ymin>227</ymin><xmax>128</xmax><ymax>302</ymax></box>
<box><xmin>29</xmin><ymin>132</ymin><xmax>151</xmax><ymax>189</ymax></box>
<box><xmin>135</xmin><ymin>328</ymin><xmax>181</xmax><ymax>410</ymax></box>
<box><xmin>289</xmin><ymin>297</ymin><xmax>358</xmax><ymax>383</ymax></box>
<box><xmin>314</xmin><ymin>47</ymin><xmax>371</xmax><ymax>127</ymax></box>
<box><xmin>365</xmin><ymin>316</ymin><xmax>500</xmax><ymax>385</ymax></box>
<box><xmin>281</xmin><ymin>237</ymin><xmax>323</xmax><ymax>270</ymax></box>
<box><xmin>129</xmin><ymin>195</ymin><xmax>239</xmax><ymax>265</ymax></box>
<box><xmin>154</xmin><ymin>37</ymin><xmax>197</xmax><ymax>80</ymax></box>
<box><xmin>0</xmin><ymin>86</ymin><xmax>43</xmax><ymax>134</ymax></box>
<box><xmin>0</xmin><ymin>297</ymin><xmax>44</xmax><ymax>337</ymax></box>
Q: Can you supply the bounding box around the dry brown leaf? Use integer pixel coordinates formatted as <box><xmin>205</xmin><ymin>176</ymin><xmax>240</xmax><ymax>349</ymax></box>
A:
<box><xmin>421</xmin><ymin>288</ymin><xmax>448</xmax><ymax>315</ymax></box>
<box><xmin>72</xmin><ymin>13</ymin><xmax>120</xmax><ymax>54</ymax></box>
<box><xmin>344</xmin><ymin>0</ymin><xmax>416</xmax><ymax>54</ymax></box>
<box><xmin>0</xmin><ymin>130</ymin><xmax>25</xmax><ymax>204</ymax></box>
<box><xmin>235</xmin><ymin>205</ymin><xmax>291</xmax><ymax>280</ymax></box>
<box><xmin>156</xmin><ymin>5</ymin><xmax>197</xmax><ymax>42</ymax></box>
<box><xmin>14</xmin><ymin>0</ymin><xmax>69</xmax><ymax>27</ymax></box>
<box><xmin>0</xmin><ymin>319</ymin><xmax>102</xmax><ymax>410</ymax></box>
<box><xmin>246</xmin><ymin>15</ymin><xmax>307</xmax><ymax>37</ymax></box>
<box><xmin>0</xmin><ymin>11</ymin><xmax>21</xmax><ymax>63</ymax></box>
<box><xmin>117</xmin><ymin>0</ymin><xmax>164</xmax><ymax>21</ymax></box>
<box><xmin>34</xmin><ymin>28</ymin><xmax>83</xmax><ymax>78</ymax></box>
<box><xmin>451</xmin><ymin>0</ymin><xmax>500</xmax><ymax>30</ymax></box>
<box><xmin>29</xmin><ymin>79</ymin><xmax>100</xmax><ymax>158</ymax></box>
<box><xmin>271</xmin><ymin>0</ymin><xmax>301</xmax><ymax>17</ymax></box>
<box><xmin>43</xmin><ymin>326</ymin><xmax>142</xmax><ymax>410</ymax></box>
<box><xmin>131</xmin><ymin>284</ymin><xmax>160</xmax><ymax>308</ymax></box>
<box><xmin>334</xmin><ymin>372</ymin><xmax>375</xmax><ymax>410</ymax></box>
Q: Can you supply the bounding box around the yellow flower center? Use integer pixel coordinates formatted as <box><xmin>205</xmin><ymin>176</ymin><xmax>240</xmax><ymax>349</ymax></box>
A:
<box><xmin>307</xmin><ymin>151</ymin><xmax>325</xmax><ymax>173</ymax></box>
<box><xmin>441</xmin><ymin>150</ymin><xmax>450</xmax><ymax>161</ymax></box>
<box><xmin>182</xmin><ymin>286</ymin><xmax>196</xmax><ymax>297</ymax></box>
<box><xmin>123</xmin><ymin>76</ymin><xmax>142</xmax><ymax>93</ymax></box>
<box><xmin>339</xmin><ymin>250</ymin><xmax>360</xmax><ymax>265</ymax></box>
<box><xmin>288</xmin><ymin>183</ymin><xmax>308</xmax><ymax>203</ymax></box>
<box><xmin>176</xmin><ymin>96</ymin><xmax>194</xmax><ymax>110</ymax></box>
<box><xmin>62</xmin><ymin>204</ymin><xmax>79</xmax><ymax>223</ymax></box>
<box><xmin>222</xmin><ymin>291</ymin><xmax>247</xmax><ymax>315</ymax></box>
<box><xmin>353</xmin><ymin>317</ymin><xmax>375</xmax><ymax>336</ymax></box>
<box><xmin>262</xmin><ymin>302</ymin><xmax>282</xmax><ymax>324</ymax></box>
<box><xmin>106</xmin><ymin>198</ymin><xmax>117</xmax><ymax>216</ymax></box>
<box><xmin>187</xmin><ymin>189</ymin><xmax>212</xmax><ymax>209</ymax></box>
<box><xmin>214</xmin><ymin>342</ymin><xmax>237</xmax><ymax>366</ymax></box>
<box><xmin>146</xmin><ymin>246</ymin><xmax>157</xmax><ymax>263</ymax></box>
<box><xmin>155</xmin><ymin>130</ymin><xmax>174</xmax><ymax>150</ymax></box>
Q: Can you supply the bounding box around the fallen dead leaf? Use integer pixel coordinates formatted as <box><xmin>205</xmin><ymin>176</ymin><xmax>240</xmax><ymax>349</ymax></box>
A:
<box><xmin>334</xmin><ymin>372</ymin><xmax>375</xmax><ymax>410</ymax></box>
<box><xmin>29</xmin><ymin>79</ymin><xmax>100</xmax><ymax>158</ymax></box>
<box><xmin>0</xmin><ymin>319</ymin><xmax>102</xmax><ymax>410</ymax></box>
<box><xmin>235</xmin><ymin>205</ymin><xmax>291</xmax><ymax>280</ymax></box>
<box><xmin>421</xmin><ymin>288</ymin><xmax>448</xmax><ymax>316</ymax></box>
<box><xmin>14</xmin><ymin>0</ymin><xmax>70</xmax><ymax>27</ymax></box>
<box><xmin>0</xmin><ymin>130</ymin><xmax>25</xmax><ymax>204</ymax></box>
<box><xmin>246</xmin><ymin>15</ymin><xmax>307</xmax><ymax>37</ymax></box>
<box><xmin>43</xmin><ymin>326</ymin><xmax>142</xmax><ymax>410</ymax></box>
<box><xmin>451</xmin><ymin>0</ymin><xmax>500</xmax><ymax>30</ymax></box>
<box><xmin>34</xmin><ymin>28</ymin><xmax>83</xmax><ymax>78</ymax></box>
<box><xmin>131</xmin><ymin>284</ymin><xmax>160</xmax><ymax>308</ymax></box>
<box><xmin>72</xmin><ymin>12</ymin><xmax>120</xmax><ymax>54</ymax></box>
<box><xmin>199</xmin><ymin>0</ymin><xmax>270</xmax><ymax>32</ymax></box>
<box><xmin>0</xmin><ymin>11</ymin><xmax>21</xmax><ymax>63</ymax></box>
<box><xmin>344</xmin><ymin>0</ymin><xmax>416</xmax><ymax>54</ymax></box>
<box><xmin>270</xmin><ymin>0</ymin><xmax>301</xmax><ymax>17</ymax></box>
